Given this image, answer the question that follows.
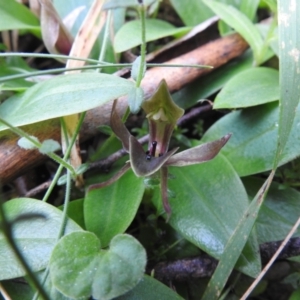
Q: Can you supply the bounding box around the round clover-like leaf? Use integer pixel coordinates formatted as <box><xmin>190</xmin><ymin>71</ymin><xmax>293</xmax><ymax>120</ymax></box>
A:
<box><xmin>50</xmin><ymin>232</ymin><xmax>146</xmax><ymax>300</ymax></box>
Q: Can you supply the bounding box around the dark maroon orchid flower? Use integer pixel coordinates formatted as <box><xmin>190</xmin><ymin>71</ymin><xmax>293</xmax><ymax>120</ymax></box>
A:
<box><xmin>89</xmin><ymin>80</ymin><xmax>231</xmax><ymax>219</ymax></box>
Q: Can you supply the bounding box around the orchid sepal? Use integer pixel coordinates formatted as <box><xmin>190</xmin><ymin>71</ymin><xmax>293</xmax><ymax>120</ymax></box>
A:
<box><xmin>110</xmin><ymin>100</ymin><xmax>131</xmax><ymax>152</ymax></box>
<box><xmin>130</xmin><ymin>135</ymin><xmax>178</xmax><ymax>177</ymax></box>
<box><xmin>165</xmin><ymin>133</ymin><xmax>232</xmax><ymax>167</ymax></box>
<box><xmin>142</xmin><ymin>80</ymin><xmax>184</xmax><ymax>156</ymax></box>
<box><xmin>88</xmin><ymin>162</ymin><xmax>131</xmax><ymax>191</ymax></box>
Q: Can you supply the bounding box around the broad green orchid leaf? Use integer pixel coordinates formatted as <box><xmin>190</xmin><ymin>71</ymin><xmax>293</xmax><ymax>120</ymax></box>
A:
<box><xmin>165</xmin><ymin>133</ymin><xmax>231</xmax><ymax>167</ymax></box>
<box><xmin>129</xmin><ymin>135</ymin><xmax>178</xmax><ymax>177</ymax></box>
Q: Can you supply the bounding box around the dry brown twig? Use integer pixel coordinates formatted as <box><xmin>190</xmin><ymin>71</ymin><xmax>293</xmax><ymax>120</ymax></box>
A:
<box><xmin>153</xmin><ymin>237</ymin><xmax>300</xmax><ymax>282</ymax></box>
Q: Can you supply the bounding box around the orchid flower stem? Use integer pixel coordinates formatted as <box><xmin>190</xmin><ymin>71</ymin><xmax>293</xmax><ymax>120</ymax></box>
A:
<box><xmin>121</xmin><ymin>2</ymin><xmax>146</xmax><ymax>123</ymax></box>
<box><xmin>42</xmin><ymin>164</ymin><xmax>64</xmax><ymax>203</ymax></box>
<box><xmin>0</xmin><ymin>64</ymin><xmax>123</xmax><ymax>83</ymax></box>
<box><xmin>0</xmin><ymin>63</ymin><xmax>211</xmax><ymax>84</ymax></box>
<box><xmin>57</xmin><ymin>168</ymin><xmax>72</xmax><ymax>239</ymax></box>
<box><xmin>0</xmin><ymin>117</ymin><xmax>76</xmax><ymax>177</ymax></box>
<box><xmin>0</xmin><ymin>199</ymin><xmax>50</xmax><ymax>300</ymax></box>
<box><xmin>42</xmin><ymin>112</ymin><xmax>86</xmax><ymax>202</ymax></box>
<box><xmin>161</xmin><ymin>166</ymin><xmax>171</xmax><ymax>221</ymax></box>
<box><xmin>135</xmin><ymin>3</ymin><xmax>147</xmax><ymax>88</ymax></box>
<box><xmin>0</xmin><ymin>52</ymin><xmax>102</xmax><ymax>63</ymax></box>
<box><xmin>97</xmin><ymin>10</ymin><xmax>112</xmax><ymax>73</ymax></box>
<box><xmin>0</xmin><ymin>53</ymin><xmax>212</xmax><ymax>69</ymax></box>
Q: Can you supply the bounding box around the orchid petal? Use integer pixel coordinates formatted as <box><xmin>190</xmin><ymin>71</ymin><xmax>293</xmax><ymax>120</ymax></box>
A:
<box><xmin>129</xmin><ymin>135</ymin><xmax>178</xmax><ymax>177</ymax></box>
<box><xmin>110</xmin><ymin>100</ymin><xmax>131</xmax><ymax>152</ymax></box>
<box><xmin>88</xmin><ymin>162</ymin><xmax>131</xmax><ymax>191</ymax></box>
<box><xmin>165</xmin><ymin>133</ymin><xmax>231</xmax><ymax>167</ymax></box>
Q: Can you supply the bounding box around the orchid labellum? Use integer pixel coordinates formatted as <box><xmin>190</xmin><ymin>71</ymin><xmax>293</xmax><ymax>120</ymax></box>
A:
<box><xmin>89</xmin><ymin>80</ymin><xmax>231</xmax><ymax>219</ymax></box>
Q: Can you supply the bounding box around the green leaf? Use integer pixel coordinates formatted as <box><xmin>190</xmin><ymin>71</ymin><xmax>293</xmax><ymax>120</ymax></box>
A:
<box><xmin>57</xmin><ymin>174</ymin><xmax>67</xmax><ymax>186</ymax></box>
<box><xmin>0</xmin><ymin>0</ymin><xmax>40</xmax><ymax>31</ymax></box>
<box><xmin>50</xmin><ymin>232</ymin><xmax>146</xmax><ymax>300</ymax></box>
<box><xmin>213</xmin><ymin>67</ymin><xmax>279</xmax><ymax>109</ymax></box>
<box><xmin>115</xmin><ymin>275</ymin><xmax>184</xmax><ymax>300</ymax></box>
<box><xmin>0</xmin><ymin>73</ymin><xmax>135</xmax><ymax>132</ymax></box>
<box><xmin>172</xmin><ymin>51</ymin><xmax>253</xmax><ymax>109</ymax></box>
<box><xmin>202</xmin><ymin>172</ymin><xmax>274</xmax><ymax>300</ymax></box>
<box><xmin>262</xmin><ymin>0</ymin><xmax>277</xmax><ymax>12</ymax></box>
<box><xmin>114</xmin><ymin>19</ymin><xmax>191</xmax><ymax>53</ymax></box>
<box><xmin>257</xmin><ymin>23</ymin><xmax>279</xmax><ymax>57</ymax></box>
<box><xmin>17</xmin><ymin>136</ymin><xmax>39</xmax><ymax>150</ymax></box>
<box><xmin>275</xmin><ymin>0</ymin><xmax>300</xmax><ymax>166</ymax></box>
<box><xmin>243</xmin><ymin>177</ymin><xmax>300</xmax><ymax>244</ymax></box>
<box><xmin>0</xmin><ymin>198</ymin><xmax>82</xmax><ymax>280</ymax></box>
<box><xmin>169</xmin><ymin>0</ymin><xmax>214</xmax><ymax>26</ymax></box>
<box><xmin>39</xmin><ymin>139</ymin><xmax>61</xmax><ymax>154</ymax></box>
<box><xmin>202</xmin><ymin>102</ymin><xmax>300</xmax><ymax>176</ymax></box>
<box><xmin>75</xmin><ymin>163</ymin><xmax>89</xmax><ymax>175</ymax></box>
<box><xmin>131</xmin><ymin>56</ymin><xmax>145</xmax><ymax>81</ymax></box>
<box><xmin>0</xmin><ymin>61</ymin><xmax>35</xmax><ymax>92</ymax></box>
<box><xmin>128</xmin><ymin>86</ymin><xmax>144</xmax><ymax>114</ymax></box>
<box><xmin>59</xmin><ymin>198</ymin><xmax>85</xmax><ymax>229</ymax></box>
<box><xmin>84</xmin><ymin>169</ymin><xmax>145</xmax><ymax>248</ymax></box>
<box><xmin>203</xmin><ymin>0</ymin><xmax>265</xmax><ymax>65</ymax></box>
<box><xmin>1</xmin><ymin>280</ymin><xmax>34</xmax><ymax>300</ymax></box>
<box><xmin>152</xmin><ymin>155</ymin><xmax>261</xmax><ymax>277</ymax></box>
<box><xmin>203</xmin><ymin>103</ymin><xmax>279</xmax><ymax>176</ymax></box>
<box><xmin>7</xmin><ymin>271</ymin><xmax>73</xmax><ymax>300</ymax></box>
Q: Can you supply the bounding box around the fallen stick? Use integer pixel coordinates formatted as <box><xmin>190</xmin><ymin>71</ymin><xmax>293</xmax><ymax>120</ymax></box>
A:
<box><xmin>153</xmin><ymin>237</ymin><xmax>300</xmax><ymax>282</ymax></box>
<box><xmin>0</xmin><ymin>33</ymin><xmax>248</xmax><ymax>183</ymax></box>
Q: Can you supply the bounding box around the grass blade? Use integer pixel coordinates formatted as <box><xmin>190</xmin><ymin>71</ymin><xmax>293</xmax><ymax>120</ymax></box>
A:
<box><xmin>240</xmin><ymin>0</ymin><xmax>260</xmax><ymax>21</ymax></box>
<box><xmin>203</xmin><ymin>0</ymin><xmax>264</xmax><ymax>65</ymax></box>
<box><xmin>274</xmin><ymin>0</ymin><xmax>300</xmax><ymax>166</ymax></box>
<box><xmin>202</xmin><ymin>171</ymin><xmax>275</xmax><ymax>300</ymax></box>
